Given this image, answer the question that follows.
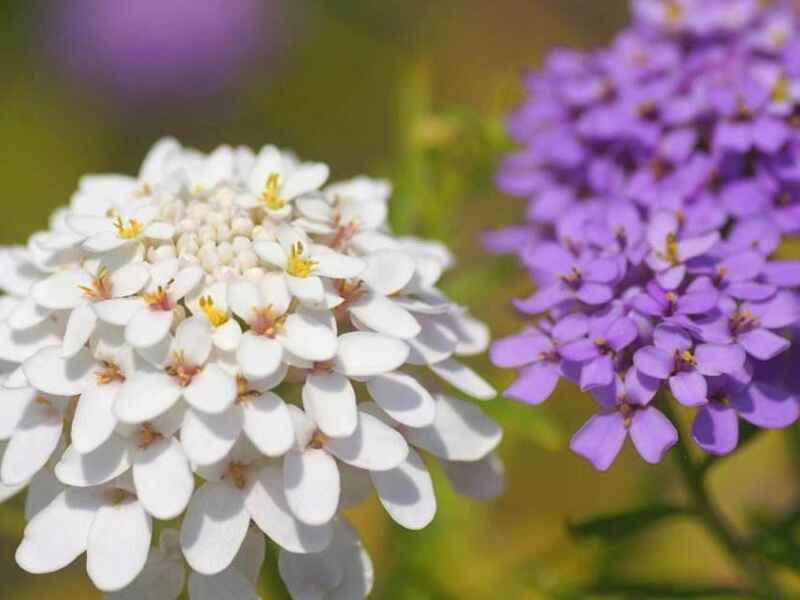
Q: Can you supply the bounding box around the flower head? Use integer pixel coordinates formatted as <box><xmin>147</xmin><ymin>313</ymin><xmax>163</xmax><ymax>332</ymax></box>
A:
<box><xmin>490</xmin><ymin>0</ymin><xmax>800</xmax><ymax>470</ymax></box>
<box><xmin>0</xmin><ymin>138</ymin><xmax>500</xmax><ymax>598</ymax></box>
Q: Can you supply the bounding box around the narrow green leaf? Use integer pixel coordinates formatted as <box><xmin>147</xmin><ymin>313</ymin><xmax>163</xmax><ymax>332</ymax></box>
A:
<box><xmin>567</xmin><ymin>505</ymin><xmax>690</xmax><ymax>541</ymax></box>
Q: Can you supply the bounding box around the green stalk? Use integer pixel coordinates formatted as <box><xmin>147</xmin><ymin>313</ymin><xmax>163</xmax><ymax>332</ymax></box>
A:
<box><xmin>661</xmin><ymin>402</ymin><xmax>784</xmax><ymax>600</ymax></box>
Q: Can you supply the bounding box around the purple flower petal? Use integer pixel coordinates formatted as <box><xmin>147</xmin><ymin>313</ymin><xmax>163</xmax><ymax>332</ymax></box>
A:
<box><xmin>676</xmin><ymin>289</ymin><xmax>720</xmax><ymax>314</ymax></box>
<box><xmin>725</xmin><ymin>282</ymin><xmax>776</xmax><ymax>301</ymax></box>
<box><xmin>583</xmin><ymin>258</ymin><xmax>619</xmax><ymax>283</ymax></box>
<box><xmin>677</xmin><ymin>232</ymin><xmax>720</xmax><ymax>261</ymax></box>
<box><xmin>580</xmin><ymin>355</ymin><xmax>615</xmax><ymax>390</ymax></box>
<box><xmin>694</xmin><ymin>343</ymin><xmax>746</xmax><ymax>376</ymax></box>
<box><xmin>737</xmin><ymin>328</ymin><xmax>790</xmax><ymax>360</ymax></box>
<box><xmin>624</xmin><ymin>367</ymin><xmax>660</xmax><ymax>406</ymax></box>
<box><xmin>633</xmin><ymin>346</ymin><xmax>673</xmax><ymax>380</ymax></box>
<box><xmin>490</xmin><ymin>334</ymin><xmax>552</xmax><ymax>368</ymax></box>
<box><xmin>513</xmin><ymin>284</ymin><xmax>571</xmax><ymax>314</ymax></box>
<box><xmin>692</xmin><ymin>403</ymin><xmax>739</xmax><ymax>456</ymax></box>
<box><xmin>629</xmin><ymin>407</ymin><xmax>678</xmax><ymax>464</ymax></box>
<box><xmin>552</xmin><ymin>314</ymin><xmax>589</xmax><ymax>344</ymax></box>
<box><xmin>576</xmin><ymin>282</ymin><xmax>614</xmax><ymax>305</ymax></box>
<box><xmin>605</xmin><ymin>317</ymin><xmax>639</xmax><ymax>351</ymax></box>
<box><xmin>559</xmin><ymin>338</ymin><xmax>598</xmax><ymax>362</ymax></box>
<box><xmin>570</xmin><ymin>411</ymin><xmax>627</xmax><ymax>471</ymax></box>
<box><xmin>748</xmin><ymin>291</ymin><xmax>799</xmax><ymax>329</ymax></box>
<box><xmin>656</xmin><ymin>264</ymin><xmax>687</xmax><ymax>290</ymax></box>
<box><xmin>731</xmin><ymin>382</ymin><xmax>800</xmax><ymax>428</ymax></box>
<box><xmin>504</xmin><ymin>363</ymin><xmax>560</xmax><ymax>406</ymax></box>
<box><xmin>653</xmin><ymin>324</ymin><xmax>692</xmax><ymax>353</ymax></box>
<box><xmin>764</xmin><ymin>260</ymin><xmax>800</xmax><ymax>287</ymax></box>
<box><xmin>669</xmin><ymin>370</ymin><xmax>708</xmax><ymax>406</ymax></box>
<box><xmin>526</xmin><ymin>242</ymin><xmax>575</xmax><ymax>276</ymax></box>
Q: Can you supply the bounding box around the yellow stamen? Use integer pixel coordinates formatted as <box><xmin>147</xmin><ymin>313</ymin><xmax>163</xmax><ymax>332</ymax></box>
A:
<box><xmin>114</xmin><ymin>217</ymin><xmax>143</xmax><ymax>240</ymax></box>
<box><xmin>199</xmin><ymin>296</ymin><xmax>229</xmax><ymax>327</ymax></box>
<box><xmin>664</xmin><ymin>232</ymin><xmax>680</xmax><ymax>265</ymax></box>
<box><xmin>665</xmin><ymin>0</ymin><xmax>683</xmax><ymax>23</ymax></box>
<box><xmin>79</xmin><ymin>267</ymin><xmax>113</xmax><ymax>301</ymax></box>
<box><xmin>679</xmin><ymin>349</ymin><xmax>696</xmax><ymax>366</ymax></box>
<box><xmin>286</xmin><ymin>241</ymin><xmax>317</xmax><ymax>278</ymax></box>
<box><xmin>137</xmin><ymin>423</ymin><xmax>163</xmax><ymax>449</ymax></box>
<box><xmin>260</xmin><ymin>173</ymin><xmax>285</xmax><ymax>210</ymax></box>
<box><xmin>96</xmin><ymin>361</ymin><xmax>125</xmax><ymax>385</ymax></box>
<box><xmin>166</xmin><ymin>351</ymin><xmax>199</xmax><ymax>387</ymax></box>
<box><xmin>225</xmin><ymin>462</ymin><xmax>248</xmax><ymax>490</ymax></box>
<box><xmin>143</xmin><ymin>286</ymin><xmax>171</xmax><ymax>311</ymax></box>
<box><xmin>772</xmin><ymin>74</ymin><xmax>791</xmax><ymax>105</ymax></box>
<box><xmin>252</xmin><ymin>305</ymin><xmax>286</xmax><ymax>338</ymax></box>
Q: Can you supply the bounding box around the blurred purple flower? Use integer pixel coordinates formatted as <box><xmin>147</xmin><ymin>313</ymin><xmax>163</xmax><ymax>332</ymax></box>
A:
<box><xmin>42</xmin><ymin>0</ymin><xmax>283</xmax><ymax>107</ymax></box>
<box><xmin>490</xmin><ymin>0</ymin><xmax>800</xmax><ymax>470</ymax></box>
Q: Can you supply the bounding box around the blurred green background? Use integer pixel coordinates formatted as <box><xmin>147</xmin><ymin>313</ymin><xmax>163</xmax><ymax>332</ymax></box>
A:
<box><xmin>2</xmin><ymin>1</ymin><xmax>800</xmax><ymax>598</ymax></box>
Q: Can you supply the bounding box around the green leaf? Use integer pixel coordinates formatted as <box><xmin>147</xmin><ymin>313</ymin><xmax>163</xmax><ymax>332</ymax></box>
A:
<box><xmin>584</xmin><ymin>580</ymin><xmax>754</xmax><ymax>598</ymax></box>
<box><xmin>567</xmin><ymin>505</ymin><xmax>690</xmax><ymax>541</ymax></box>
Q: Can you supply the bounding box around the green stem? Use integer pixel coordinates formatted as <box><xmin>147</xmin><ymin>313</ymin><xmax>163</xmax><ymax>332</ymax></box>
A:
<box><xmin>663</xmin><ymin>403</ymin><xmax>784</xmax><ymax>600</ymax></box>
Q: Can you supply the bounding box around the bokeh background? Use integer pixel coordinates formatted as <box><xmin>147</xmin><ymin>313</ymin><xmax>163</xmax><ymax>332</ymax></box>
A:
<box><xmin>1</xmin><ymin>1</ymin><xmax>799</xmax><ymax>598</ymax></box>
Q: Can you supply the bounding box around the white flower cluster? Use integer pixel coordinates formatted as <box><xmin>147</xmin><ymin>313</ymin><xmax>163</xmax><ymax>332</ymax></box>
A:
<box><xmin>0</xmin><ymin>139</ymin><xmax>503</xmax><ymax>598</ymax></box>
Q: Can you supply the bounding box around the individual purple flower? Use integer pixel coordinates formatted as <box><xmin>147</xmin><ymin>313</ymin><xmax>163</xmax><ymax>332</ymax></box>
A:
<box><xmin>490</xmin><ymin>315</ymin><xmax>587</xmax><ymax>405</ymax></box>
<box><xmin>630</xmin><ymin>279</ymin><xmax>719</xmax><ymax>326</ymax></box>
<box><xmin>571</xmin><ymin>368</ymin><xmax>677</xmax><ymax>471</ymax></box>
<box><xmin>687</xmin><ymin>250</ymin><xmax>775</xmax><ymax>303</ymax></box>
<box><xmin>645</xmin><ymin>211</ymin><xmax>719</xmax><ymax>290</ymax></box>
<box><xmin>634</xmin><ymin>325</ymin><xmax>746</xmax><ymax>407</ymax></box>
<box><xmin>515</xmin><ymin>243</ymin><xmax>618</xmax><ymax>313</ymax></box>
<box><xmin>693</xmin><ymin>375</ymin><xmax>800</xmax><ymax>455</ymax></box>
<box><xmin>559</xmin><ymin>313</ymin><xmax>639</xmax><ymax>391</ymax></box>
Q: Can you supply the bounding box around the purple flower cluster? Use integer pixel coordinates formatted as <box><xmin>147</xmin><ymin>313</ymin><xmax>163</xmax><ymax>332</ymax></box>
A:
<box><xmin>489</xmin><ymin>0</ymin><xmax>800</xmax><ymax>470</ymax></box>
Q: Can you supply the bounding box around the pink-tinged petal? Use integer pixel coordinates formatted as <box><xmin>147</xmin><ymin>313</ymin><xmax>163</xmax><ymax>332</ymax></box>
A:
<box><xmin>731</xmin><ymin>383</ymin><xmax>800</xmax><ymax>429</ymax></box>
<box><xmin>692</xmin><ymin>404</ymin><xmax>738</xmax><ymax>456</ymax></box>
<box><xmin>580</xmin><ymin>355</ymin><xmax>614</xmax><ymax>391</ymax></box>
<box><xmin>668</xmin><ymin>371</ymin><xmax>707</xmax><ymax>407</ymax></box>
<box><xmin>633</xmin><ymin>346</ymin><xmax>673</xmax><ymax>380</ymax></box>
<box><xmin>570</xmin><ymin>411</ymin><xmax>627</xmax><ymax>471</ymax></box>
<box><xmin>737</xmin><ymin>329</ymin><xmax>790</xmax><ymax>361</ymax></box>
<box><xmin>503</xmin><ymin>364</ymin><xmax>559</xmax><ymax>405</ymax></box>
<box><xmin>629</xmin><ymin>407</ymin><xmax>677</xmax><ymax>464</ymax></box>
<box><xmin>489</xmin><ymin>334</ymin><xmax>551</xmax><ymax>368</ymax></box>
<box><xmin>695</xmin><ymin>343</ymin><xmax>746</xmax><ymax>376</ymax></box>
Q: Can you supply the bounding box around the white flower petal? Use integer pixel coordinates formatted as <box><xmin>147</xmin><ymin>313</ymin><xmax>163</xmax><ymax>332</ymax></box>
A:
<box><xmin>213</xmin><ymin>319</ymin><xmax>242</xmax><ymax>352</ymax></box>
<box><xmin>84</xmin><ymin>231</ymin><xmax>129</xmax><ymax>253</ymax></box>
<box><xmin>143</xmin><ymin>221</ymin><xmax>176</xmax><ymax>241</ymax></box>
<box><xmin>184</xmin><ymin>364</ymin><xmax>237</xmax><ymax>414</ymax></box>
<box><xmin>8</xmin><ymin>297</ymin><xmax>51</xmax><ymax>331</ymax></box>
<box><xmin>283</xmin><ymin>163</ymin><xmax>330</xmax><ymax>199</ymax></box>
<box><xmin>87</xmin><ymin>499</ymin><xmax>152</xmax><ymax>592</ymax></box>
<box><xmin>325</xmin><ymin>412</ymin><xmax>408</xmax><ymax>472</ymax></box>
<box><xmin>94</xmin><ymin>298</ymin><xmax>147</xmax><ymax>326</ymax></box>
<box><xmin>303</xmin><ymin>373</ymin><xmax>357</xmax><ymax>438</ymax></box>
<box><xmin>404</xmin><ymin>395</ymin><xmax>502</xmax><ymax>461</ymax></box>
<box><xmin>371</xmin><ymin>448</ymin><xmax>436</xmax><ymax>530</ymax></box>
<box><xmin>32</xmin><ymin>270</ymin><xmax>92</xmax><ymax>310</ymax></box>
<box><xmin>105</xmin><ymin>545</ymin><xmax>185</xmax><ymax>600</ymax></box>
<box><xmin>253</xmin><ymin>241</ymin><xmax>288</xmax><ymax>269</ymax></box>
<box><xmin>125</xmin><ymin>309</ymin><xmax>174</xmax><ymax>349</ymax></box>
<box><xmin>62</xmin><ymin>303</ymin><xmax>98</xmax><ymax>358</ymax></box>
<box><xmin>133</xmin><ymin>437</ymin><xmax>193</xmax><ymax>520</ymax></box>
<box><xmin>430</xmin><ymin>357</ymin><xmax>496</xmax><ymax>400</ymax></box>
<box><xmin>72</xmin><ymin>380</ymin><xmax>119</xmax><ymax>453</ymax></box>
<box><xmin>16</xmin><ymin>488</ymin><xmax>101</xmax><ymax>574</ymax></box>
<box><xmin>23</xmin><ymin>346</ymin><xmax>93</xmax><ymax>396</ymax></box>
<box><xmin>175</xmin><ymin>317</ymin><xmax>213</xmax><ymax>366</ymax></box>
<box><xmin>334</xmin><ymin>332</ymin><xmax>409</xmax><ymax>377</ymax></box>
<box><xmin>242</xmin><ymin>392</ymin><xmax>294</xmax><ymax>457</ymax></box>
<box><xmin>245</xmin><ymin>465</ymin><xmax>333</xmax><ymax>554</ymax></box>
<box><xmin>188</xmin><ymin>569</ymin><xmax>259</xmax><ymax>600</ymax></box>
<box><xmin>25</xmin><ymin>468</ymin><xmax>63</xmax><ymax>521</ymax></box>
<box><xmin>0</xmin><ymin>387</ymin><xmax>36</xmax><ymax>440</ymax></box>
<box><xmin>365</xmin><ymin>372</ymin><xmax>436</xmax><ymax>428</ymax></box>
<box><xmin>287</xmin><ymin>275</ymin><xmax>325</xmax><ymax>307</ymax></box>
<box><xmin>180</xmin><ymin>482</ymin><xmax>250</xmax><ymax>576</ymax></box>
<box><xmin>404</xmin><ymin>317</ymin><xmax>458</xmax><ymax>365</ymax></box>
<box><xmin>181</xmin><ymin>407</ymin><xmax>243</xmax><ymax>466</ymax></box>
<box><xmin>314</xmin><ymin>252</ymin><xmax>365</xmax><ymax>279</ymax></box>
<box><xmin>360</xmin><ymin>250</ymin><xmax>416</xmax><ymax>296</ymax></box>
<box><xmin>440</xmin><ymin>452</ymin><xmax>505</xmax><ymax>500</ymax></box>
<box><xmin>279</xmin><ymin>309</ymin><xmax>338</xmax><ymax>362</ymax></box>
<box><xmin>55</xmin><ymin>436</ymin><xmax>131</xmax><ymax>487</ymax></box>
<box><xmin>115</xmin><ymin>372</ymin><xmax>181</xmax><ymax>424</ymax></box>
<box><xmin>0</xmin><ymin>320</ymin><xmax>62</xmax><ymax>364</ymax></box>
<box><xmin>284</xmin><ymin>449</ymin><xmax>340</xmax><ymax>526</ymax></box>
<box><xmin>237</xmin><ymin>334</ymin><xmax>284</xmax><ymax>381</ymax></box>
<box><xmin>228</xmin><ymin>280</ymin><xmax>260</xmax><ymax>324</ymax></box>
<box><xmin>349</xmin><ymin>294</ymin><xmax>420</xmax><ymax>340</ymax></box>
<box><xmin>278</xmin><ymin>548</ymin><xmax>342</xmax><ymax>600</ymax></box>
<box><xmin>169</xmin><ymin>266</ymin><xmax>204</xmax><ymax>302</ymax></box>
<box><xmin>2</xmin><ymin>407</ymin><xmax>62</xmax><ymax>485</ymax></box>
<box><xmin>109</xmin><ymin>263</ymin><xmax>150</xmax><ymax>298</ymax></box>
<box><xmin>260</xmin><ymin>271</ymin><xmax>292</xmax><ymax>314</ymax></box>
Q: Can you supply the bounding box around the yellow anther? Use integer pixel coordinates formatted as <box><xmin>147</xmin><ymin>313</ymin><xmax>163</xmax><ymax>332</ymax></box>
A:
<box><xmin>167</xmin><ymin>351</ymin><xmax>199</xmax><ymax>387</ymax></box>
<box><xmin>106</xmin><ymin>488</ymin><xmax>132</xmax><ymax>506</ymax></box>
<box><xmin>96</xmin><ymin>361</ymin><xmax>125</xmax><ymax>385</ymax></box>
<box><xmin>286</xmin><ymin>241</ymin><xmax>317</xmax><ymax>278</ymax></box>
<box><xmin>594</xmin><ymin>336</ymin><xmax>608</xmax><ymax>347</ymax></box>
<box><xmin>252</xmin><ymin>305</ymin><xmax>287</xmax><ymax>338</ymax></box>
<box><xmin>664</xmin><ymin>232</ymin><xmax>680</xmax><ymax>265</ymax></box>
<box><xmin>772</xmin><ymin>74</ymin><xmax>791</xmax><ymax>104</ymax></box>
<box><xmin>136</xmin><ymin>423</ymin><xmax>163</xmax><ymax>449</ymax></box>
<box><xmin>225</xmin><ymin>462</ymin><xmax>248</xmax><ymax>490</ymax></box>
<box><xmin>199</xmin><ymin>296</ymin><xmax>229</xmax><ymax>327</ymax></box>
<box><xmin>260</xmin><ymin>173</ymin><xmax>285</xmax><ymax>210</ymax></box>
<box><xmin>79</xmin><ymin>267</ymin><xmax>113</xmax><ymax>301</ymax></box>
<box><xmin>665</xmin><ymin>0</ymin><xmax>683</xmax><ymax>23</ymax></box>
<box><xmin>114</xmin><ymin>217</ymin><xmax>143</xmax><ymax>240</ymax></box>
<box><xmin>679</xmin><ymin>349</ymin><xmax>696</xmax><ymax>365</ymax></box>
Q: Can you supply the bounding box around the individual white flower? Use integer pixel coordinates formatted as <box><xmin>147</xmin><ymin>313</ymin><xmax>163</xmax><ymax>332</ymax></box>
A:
<box><xmin>253</xmin><ymin>224</ymin><xmax>365</xmax><ymax>307</ymax></box>
<box><xmin>69</xmin><ymin>201</ymin><xmax>176</xmax><ymax>255</ymax></box>
<box><xmin>237</xmin><ymin>145</ymin><xmax>329</xmax><ymax>220</ymax></box>
<box><xmin>16</xmin><ymin>474</ymin><xmax>153</xmax><ymax>593</ymax></box>
<box><xmin>30</xmin><ymin>261</ymin><xmax>149</xmax><ymax>357</ymax></box>
<box><xmin>180</xmin><ymin>438</ymin><xmax>333</xmax><ymax>576</ymax></box>
<box><xmin>115</xmin><ymin>316</ymin><xmax>236</xmax><ymax>423</ymax></box>
<box><xmin>55</xmin><ymin>405</ymin><xmax>193</xmax><ymax>521</ymax></box>
<box><xmin>228</xmin><ymin>273</ymin><xmax>338</xmax><ymax>380</ymax></box>
<box><xmin>279</xmin><ymin>518</ymin><xmax>374</xmax><ymax>600</ymax></box>
<box><xmin>284</xmin><ymin>404</ymin><xmax>408</xmax><ymax>526</ymax></box>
